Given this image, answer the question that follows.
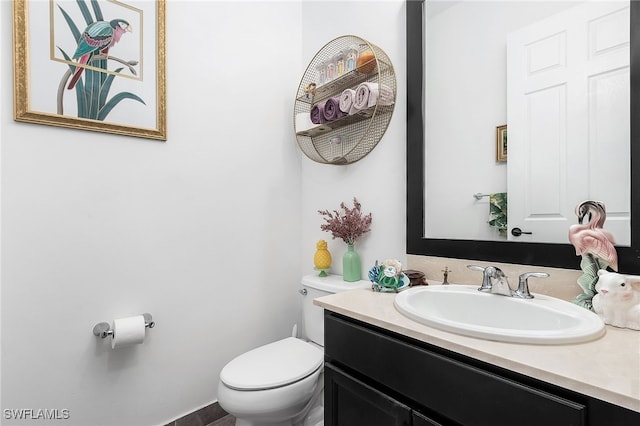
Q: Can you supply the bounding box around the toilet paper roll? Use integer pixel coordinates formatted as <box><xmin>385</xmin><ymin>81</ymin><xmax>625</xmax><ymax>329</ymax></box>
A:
<box><xmin>295</xmin><ymin>113</ymin><xmax>315</xmax><ymax>133</ymax></box>
<box><xmin>111</xmin><ymin>315</ymin><xmax>146</xmax><ymax>349</ymax></box>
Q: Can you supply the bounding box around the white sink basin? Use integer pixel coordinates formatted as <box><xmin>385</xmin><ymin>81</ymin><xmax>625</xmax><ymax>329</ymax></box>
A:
<box><xmin>394</xmin><ymin>285</ymin><xmax>605</xmax><ymax>344</ymax></box>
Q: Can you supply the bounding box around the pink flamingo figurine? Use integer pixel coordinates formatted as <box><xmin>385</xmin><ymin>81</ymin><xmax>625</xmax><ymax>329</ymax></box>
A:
<box><xmin>568</xmin><ymin>200</ymin><xmax>618</xmax><ymax>271</ymax></box>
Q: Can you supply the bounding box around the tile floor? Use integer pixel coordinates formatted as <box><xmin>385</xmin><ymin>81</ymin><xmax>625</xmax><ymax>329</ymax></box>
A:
<box><xmin>207</xmin><ymin>414</ymin><xmax>235</xmax><ymax>426</ymax></box>
<box><xmin>165</xmin><ymin>402</ymin><xmax>235</xmax><ymax>426</ymax></box>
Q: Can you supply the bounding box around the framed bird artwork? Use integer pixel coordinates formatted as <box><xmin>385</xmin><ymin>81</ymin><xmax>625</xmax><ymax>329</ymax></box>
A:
<box><xmin>12</xmin><ymin>0</ymin><xmax>167</xmax><ymax>141</ymax></box>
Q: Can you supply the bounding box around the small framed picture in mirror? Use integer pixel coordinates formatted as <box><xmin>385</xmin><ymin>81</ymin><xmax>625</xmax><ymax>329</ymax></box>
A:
<box><xmin>496</xmin><ymin>125</ymin><xmax>507</xmax><ymax>162</ymax></box>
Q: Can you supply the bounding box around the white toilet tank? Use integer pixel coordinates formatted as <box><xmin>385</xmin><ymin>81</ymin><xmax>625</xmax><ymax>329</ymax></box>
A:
<box><xmin>301</xmin><ymin>274</ymin><xmax>371</xmax><ymax>346</ymax></box>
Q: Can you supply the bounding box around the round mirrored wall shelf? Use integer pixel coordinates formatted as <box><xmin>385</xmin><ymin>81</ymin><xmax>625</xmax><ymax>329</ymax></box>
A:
<box><xmin>294</xmin><ymin>35</ymin><xmax>397</xmax><ymax>165</ymax></box>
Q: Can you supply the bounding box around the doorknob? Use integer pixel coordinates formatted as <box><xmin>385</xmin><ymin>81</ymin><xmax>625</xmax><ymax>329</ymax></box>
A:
<box><xmin>511</xmin><ymin>227</ymin><xmax>532</xmax><ymax>237</ymax></box>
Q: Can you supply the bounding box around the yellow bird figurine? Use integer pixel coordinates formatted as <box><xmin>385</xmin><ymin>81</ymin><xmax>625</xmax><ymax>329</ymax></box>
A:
<box><xmin>314</xmin><ymin>240</ymin><xmax>332</xmax><ymax>276</ymax></box>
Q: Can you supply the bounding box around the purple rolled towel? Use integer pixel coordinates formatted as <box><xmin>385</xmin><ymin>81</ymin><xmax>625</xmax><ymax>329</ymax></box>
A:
<box><xmin>323</xmin><ymin>97</ymin><xmax>347</xmax><ymax>121</ymax></box>
<box><xmin>310</xmin><ymin>103</ymin><xmax>327</xmax><ymax>124</ymax></box>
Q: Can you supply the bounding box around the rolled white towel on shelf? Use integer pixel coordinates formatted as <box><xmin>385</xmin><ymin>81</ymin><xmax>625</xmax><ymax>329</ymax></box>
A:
<box><xmin>353</xmin><ymin>83</ymin><xmax>372</xmax><ymax>110</ymax></box>
<box><xmin>339</xmin><ymin>88</ymin><xmax>357</xmax><ymax>115</ymax></box>
<box><xmin>353</xmin><ymin>82</ymin><xmax>395</xmax><ymax>111</ymax></box>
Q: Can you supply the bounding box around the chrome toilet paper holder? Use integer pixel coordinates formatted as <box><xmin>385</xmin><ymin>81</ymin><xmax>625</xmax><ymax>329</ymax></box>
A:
<box><xmin>93</xmin><ymin>313</ymin><xmax>155</xmax><ymax>339</ymax></box>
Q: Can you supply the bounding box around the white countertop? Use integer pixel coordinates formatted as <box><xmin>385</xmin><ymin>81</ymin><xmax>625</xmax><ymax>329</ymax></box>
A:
<box><xmin>314</xmin><ymin>288</ymin><xmax>640</xmax><ymax>413</ymax></box>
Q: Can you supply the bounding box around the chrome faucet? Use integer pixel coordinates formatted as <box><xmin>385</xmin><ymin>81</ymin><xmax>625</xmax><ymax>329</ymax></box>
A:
<box><xmin>467</xmin><ymin>265</ymin><xmax>549</xmax><ymax>299</ymax></box>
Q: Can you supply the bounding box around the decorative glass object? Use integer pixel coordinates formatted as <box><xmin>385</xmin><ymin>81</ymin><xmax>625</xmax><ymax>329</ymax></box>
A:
<box><xmin>334</xmin><ymin>50</ymin><xmax>345</xmax><ymax>77</ymax></box>
<box><xmin>345</xmin><ymin>46</ymin><xmax>358</xmax><ymax>72</ymax></box>
<box><xmin>343</xmin><ymin>243</ymin><xmax>361</xmax><ymax>282</ymax></box>
<box><xmin>326</xmin><ymin>61</ymin><xmax>336</xmax><ymax>82</ymax></box>
<box><xmin>316</xmin><ymin>61</ymin><xmax>327</xmax><ymax>86</ymax></box>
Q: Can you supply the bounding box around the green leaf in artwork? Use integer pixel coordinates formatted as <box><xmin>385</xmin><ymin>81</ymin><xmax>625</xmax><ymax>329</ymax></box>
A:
<box><xmin>76</xmin><ymin>0</ymin><xmax>95</xmax><ymax>26</ymax></box>
<box><xmin>90</xmin><ymin>0</ymin><xmax>104</xmax><ymax>21</ymax></box>
<box><xmin>57</xmin><ymin>5</ymin><xmax>81</xmax><ymax>42</ymax></box>
<box><xmin>97</xmin><ymin>92</ymin><xmax>146</xmax><ymax>121</ymax></box>
<box><xmin>99</xmin><ymin>68</ymin><xmax>124</xmax><ymax>107</ymax></box>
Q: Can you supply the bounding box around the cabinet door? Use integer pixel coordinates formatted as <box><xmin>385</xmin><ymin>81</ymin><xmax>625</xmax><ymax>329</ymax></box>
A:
<box><xmin>325</xmin><ymin>363</ymin><xmax>412</xmax><ymax>426</ymax></box>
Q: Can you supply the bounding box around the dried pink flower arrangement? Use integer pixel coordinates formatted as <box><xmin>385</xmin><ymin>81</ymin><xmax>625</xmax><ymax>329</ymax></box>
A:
<box><xmin>318</xmin><ymin>197</ymin><xmax>372</xmax><ymax>245</ymax></box>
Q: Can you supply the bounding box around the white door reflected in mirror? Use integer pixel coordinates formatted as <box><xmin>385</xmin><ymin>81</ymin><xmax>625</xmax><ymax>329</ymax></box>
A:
<box><xmin>507</xmin><ymin>1</ymin><xmax>630</xmax><ymax>245</ymax></box>
<box><xmin>424</xmin><ymin>1</ymin><xmax>631</xmax><ymax>246</ymax></box>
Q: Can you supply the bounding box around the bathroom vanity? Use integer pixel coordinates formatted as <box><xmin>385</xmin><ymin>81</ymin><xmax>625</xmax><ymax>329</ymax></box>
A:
<box><xmin>315</xmin><ymin>289</ymin><xmax>640</xmax><ymax>425</ymax></box>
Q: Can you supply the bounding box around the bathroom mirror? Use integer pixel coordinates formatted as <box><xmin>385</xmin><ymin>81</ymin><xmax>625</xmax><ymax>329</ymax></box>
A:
<box><xmin>406</xmin><ymin>0</ymin><xmax>639</xmax><ymax>272</ymax></box>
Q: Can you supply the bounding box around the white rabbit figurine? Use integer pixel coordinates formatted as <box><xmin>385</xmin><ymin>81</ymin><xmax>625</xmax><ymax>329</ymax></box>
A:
<box><xmin>592</xmin><ymin>270</ymin><xmax>640</xmax><ymax>330</ymax></box>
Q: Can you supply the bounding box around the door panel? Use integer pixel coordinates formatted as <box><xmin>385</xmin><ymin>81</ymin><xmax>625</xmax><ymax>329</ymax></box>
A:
<box><xmin>507</xmin><ymin>1</ymin><xmax>630</xmax><ymax>244</ymax></box>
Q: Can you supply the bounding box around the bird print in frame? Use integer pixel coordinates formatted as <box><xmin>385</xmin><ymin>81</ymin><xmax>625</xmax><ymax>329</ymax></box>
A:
<box><xmin>12</xmin><ymin>0</ymin><xmax>167</xmax><ymax>140</ymax></box>
<box><xmin>56</xmin><ymin>0</ymin><xmax>143</xmax><ymax>121</ymax></box>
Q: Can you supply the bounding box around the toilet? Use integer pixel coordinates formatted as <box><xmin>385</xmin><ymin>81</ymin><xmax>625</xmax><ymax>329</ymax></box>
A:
<box><xmin>217</xmin><ymin>274</ymin><xmax>371</xmax><ymax>426</ymax></box>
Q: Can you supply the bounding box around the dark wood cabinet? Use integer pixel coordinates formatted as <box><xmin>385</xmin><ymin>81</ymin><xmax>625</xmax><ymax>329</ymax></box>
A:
<box><xmin>412</xmin><ymin>411</ymin><xmax>444</xmax><ymax>426</ymax></box>
<box><xmin>325</xmin><ymin>363</ymin><xmax>412</xmax><ymax>426</ymax></box>
<box><xmin>323</xmin><ymin>311</ymin><xmax>640</xmax><ymax>426</ymax></box>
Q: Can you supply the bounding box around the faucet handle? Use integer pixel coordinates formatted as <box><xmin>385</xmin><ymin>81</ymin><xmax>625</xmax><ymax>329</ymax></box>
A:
<box><xmin>515</xmin><ymin>272</ymin><xmax>550</xmax><ymax>299</ymax></box>
<box><xmin>467</xmin><ymin>265</ymin><xmax>486</xmax><ymax>272</ymax></box>
<box><xmin>467</xmin><ymin>265</ymin><xmax>495</xmax><ymax>292</ymax></box>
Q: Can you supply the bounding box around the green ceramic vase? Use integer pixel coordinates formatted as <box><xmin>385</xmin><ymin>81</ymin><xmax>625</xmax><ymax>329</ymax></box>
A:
<box><xmin>343</xmin><ymin>243</ymin><xmax>362</xmax><ymax>282</ymax></box>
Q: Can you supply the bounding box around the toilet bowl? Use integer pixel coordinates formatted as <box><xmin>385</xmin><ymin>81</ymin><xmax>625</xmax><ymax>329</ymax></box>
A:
<box><xmin>217</xmin><ymin>275</ymin><xmax>371</xmax><ymax>426</ymax></box>
<box><xmin>218</xmin><ymin>338</ymin><xmax>324</xmax><ymax>426</ymax></box>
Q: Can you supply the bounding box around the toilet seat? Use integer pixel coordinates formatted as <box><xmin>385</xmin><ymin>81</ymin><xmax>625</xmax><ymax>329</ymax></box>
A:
<box><xmin>220</xmin><ymin>337</ymin><xmax>323</xmax><ymax>391</ymax></box>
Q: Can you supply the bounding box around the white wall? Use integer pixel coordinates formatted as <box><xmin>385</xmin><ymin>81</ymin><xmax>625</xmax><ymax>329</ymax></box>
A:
<box><xmin>1</xmin><ymin>1</ymin><xmax>303</xmax><ymax>425</ymax></box>
<box><xmin>300</xmin><ymin>0</ymin><xmax>407</xmax><ymax>277</ymax></box>
<box><xmin>1</xmin><ymin>1</ymin><xmax>407</xmax><ymax>425</ymax></box>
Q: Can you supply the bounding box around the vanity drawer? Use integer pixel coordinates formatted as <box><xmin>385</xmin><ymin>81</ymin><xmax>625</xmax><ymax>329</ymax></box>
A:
<box><xmin>324</xmin><ymin>312</ymin><xmax>586</xmax><ymax>426</ymax></box>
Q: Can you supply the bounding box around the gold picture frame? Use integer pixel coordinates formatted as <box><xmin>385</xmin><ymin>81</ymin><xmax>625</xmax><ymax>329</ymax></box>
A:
<box><xmin>496</xmin><ymin>124</ymin><xmax>507</xmax><ymax>162</ymax></box>
<box><xmin>12</xmin><ymin>0</ymin><xmax>166</xmax><ymax>141</ymax></box>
